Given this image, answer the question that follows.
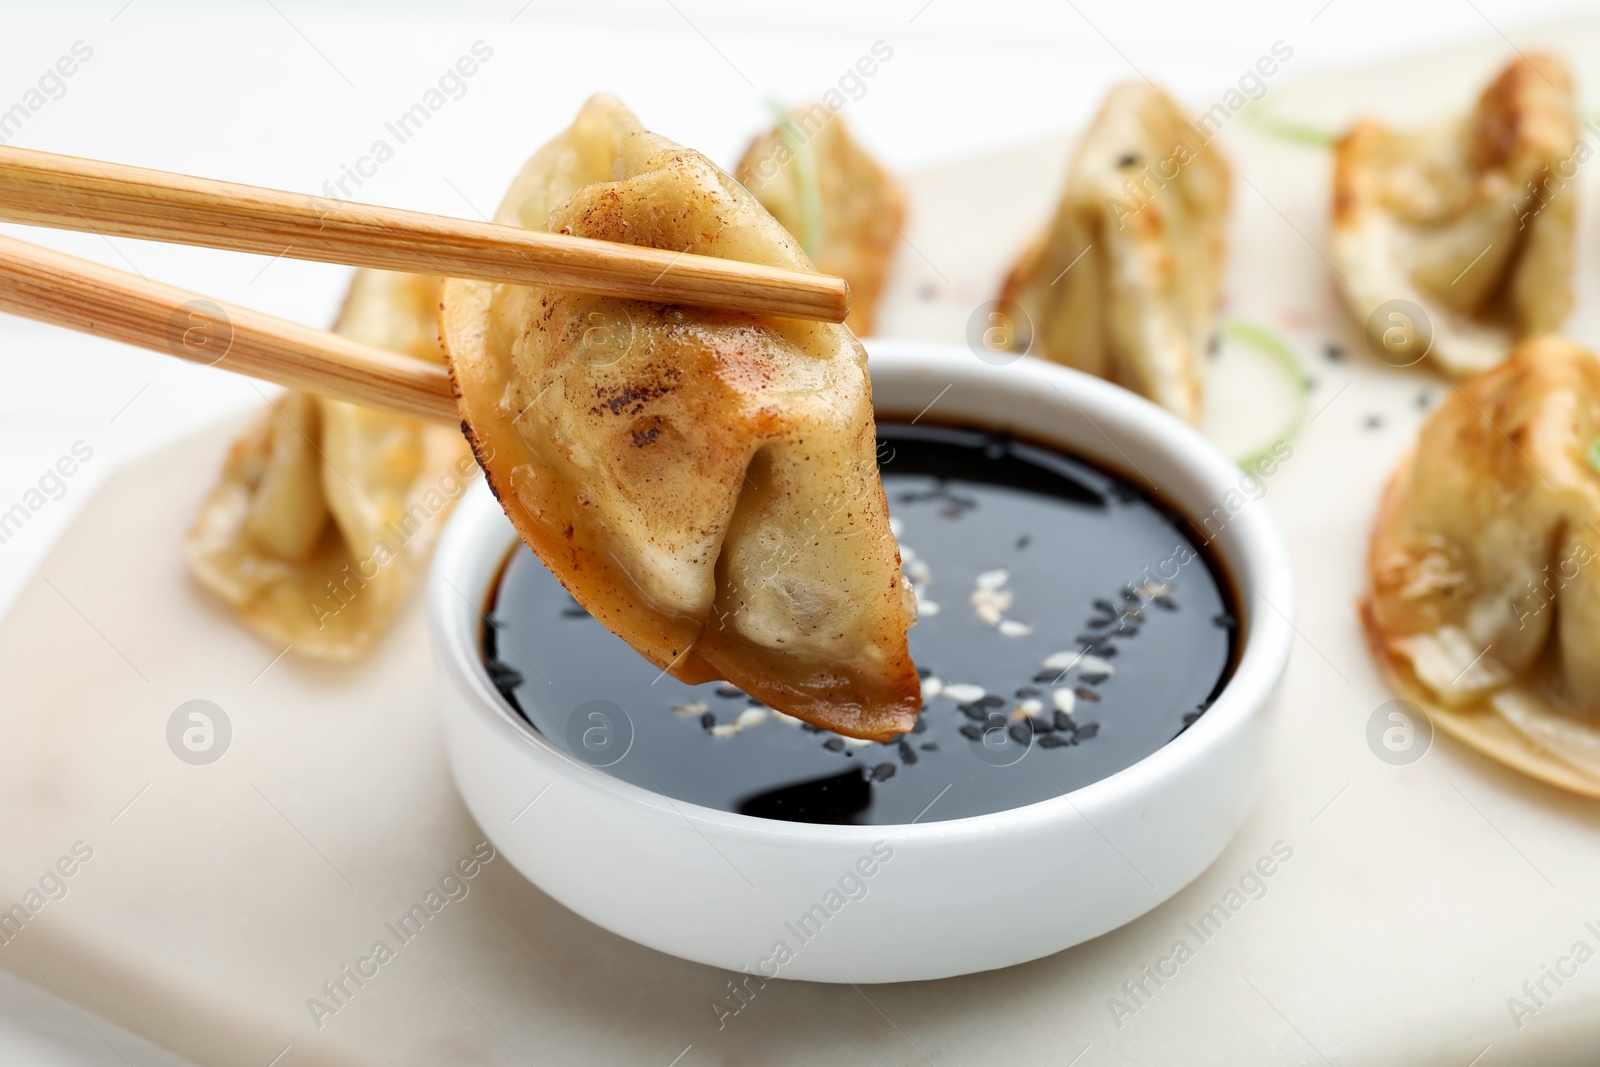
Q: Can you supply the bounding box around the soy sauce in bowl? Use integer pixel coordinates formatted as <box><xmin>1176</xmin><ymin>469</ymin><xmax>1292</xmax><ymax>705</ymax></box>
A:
<box><xmin>481</xmin><ymin>422</ymin><xmax>1238</xmax><ymax>825</ymax></box>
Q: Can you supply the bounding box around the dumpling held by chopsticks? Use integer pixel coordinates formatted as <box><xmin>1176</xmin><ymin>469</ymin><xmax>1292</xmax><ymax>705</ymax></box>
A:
<box><xmin>440</xmin><ymin>94</ymin><xmax>920</xmax><ymax>741</ymax></box>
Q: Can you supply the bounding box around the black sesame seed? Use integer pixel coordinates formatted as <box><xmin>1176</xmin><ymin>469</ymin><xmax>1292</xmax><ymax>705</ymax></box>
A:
<box><xmin>1039</xmin><ymin>734</ymin><xmax>1071</xmax><ymax>748</ymax></box>
<box><xmin>1053</xmin><ymin>709</ymin><xmax>1074</xmax><ymax>732</ymax></box>
<box><xmin>898</xmin><ymin>740</ymin><xmax>918</xmax><ymax>765</ymax></box>
<box><xmin>1033</xmin><ymin>671</ymin><xmax>1061</xmax><ymax>684</ymax></box>
<box><xmin>1325</xmin><ymin>343</ymin><xmax>1347</xmax><ymax>362</ymax></box>
<box><xmin>959</xmin><ymin>723</ymin><xmax>983</xmax><ymax>742</ymax></box>
<box><xmin>917</xmin><ymin>282</ymin><xmax>939</xmax><ymax>302</ymax></box>
<box><xmin>1153</xmin><ymin>597</ymin><xmax>1178</xmax><ymax>612</ymax></box>
<box><xmin>912</xmin><ymin>717</ymin><xmax>929</xmax><ymax>734</ymax></box>
<box><xmin>871</xmin><ymin>762</ymin><xmax>897</xmax><ymax>782</ymax></box>
<box><xmin>1304</xmin><ymin>375</ymin><xmax>1318</xmax><ymax>393</ymax></box>
<box><xmin>1087</xmin><ymin>615</ymin><xmax>1116</xmax><ymax>630</ymax></box>
<box><xmin>1094</xmin><ymin>598</ymin><xmax>1118</xmax><ymax>616</ymax></box>
<box><xmin>1213</xmin><ymin>611</ymin><xmax>1238</xmax><ymax>629</ymax></box>
<box><xmin>1207</xmin><ymin>334</ymin><xmax>1222</xmax><ymax>358</ymax></box>
<box><xmin>700</xmin><ymin>712</ymin><xmax>716</xmax><ymax>731</ymax></box>
<box><xmin>1007</xmin><ymin>723</ymin><xmax>1032</xmax><ymax>746</ymax></box>
<box><xmin>1029</xmin><ymin>716</ymin><xmax>1055</xmax><ymax>734</ymax></box>
<box><xmin>977</xmin><ymin>694</ymin><xmax>1005</xmax><ymax>709</ymax></box>
<box><xmin>920</xmin><ymin>742</ymin><xmax>940</xmax><ymax>752</ymax></box>
<box><xmin>1014</xmin><ymin>686</ymin><xmax>1042</xmax><ymax>699</ymax></box>
<box><xmin>1076</xmin><ymin>722</ymin><xmax>1101</xmax><ymax>740</ymax></box>
<box><xmin>560</xmin><ymin>605</ymin><xmax>588</xmax><ymax>618</ymax></box>
<box><xmin>959</xmin><ymin>702</ymin><xmax>987</xmax><ymax>722</ymax></box>
<box><xmin>823</xmin><ymin>737</ymin><xmax>846</xmax><ymax>752</ymax></box>
<box><xmin>1364</xmin><ymin>414</ymin><xmax>1383</xmax><ymax>430</ymax></box>
<box><xmin>1075</xmin><ymin>687</ymin><xmax>1102</xmax><ymax>703</ymax></box>
<box><xmin>715</xmin><ymin>683</ymin><xmax>742</xmax><ymax>699</ymax></box>
<box><xmin>486</xmin><ymin>662</ymin><xmax>524</xmax><ymax>689</ymax></box>
<box><xmin>1416</xmin><ymin>391</ymin><xmax>1432</xmax><ymax>409</ymax></box>
<box><xmin>1117</xmin><ymin>152</ymin><xmax>1140</xmax><ymax>167</ymax></box>
<box><xmin>1015</xmin><ymin>534</ymin><xmax>1032</xmax><ymax>550</ymax></box>
<box><xmin>986</xmin><ymin>712</ymin><xmax>1008</xmax><ymax>729</ymax></box>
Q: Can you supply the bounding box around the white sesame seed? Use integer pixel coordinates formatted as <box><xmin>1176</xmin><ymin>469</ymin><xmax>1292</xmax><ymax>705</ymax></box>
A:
<box><xmin>710</xmin><ymin>723</ymin><xmax>741</xmax><ymax>738</ymax></box>
<box><xmin>889</xmin><ymin>516</ymin><xmax>904</xmax><ymax>538</ymax></box>
<box><xmin>1052</xmin><ymin>689</ymin><xmax>1076</xmax><ymax>714</ymax></box>
<box><xmin>908</xmin><ymin>559</ymin><xmax>932</xmax><ymax>584</ymax></box>
<box><xmin>919</xmin><ymin>600</ymin><xmax>941</xmax><ymax>616</ymax></box>
<box><xmin>1041</xmin><ymin>650</ymin><xmax>1083</xmax><ymax>671</ymax></box>
<box><xmin>976</xmin><ymin>568</ymin><xmax>1010</xmax><ymax>590</ymax></box>
<box><xmin>842</xmin><ymin>736</ymin><xmax>873</xmax><ymax>748</ymax></box>
<box><xmin>921</xmin><ymin>676</ymin><xmax>944</xmax><ymax>701</ymax></box>
<box><xmin>736</xmin><ymin>708</ymin><xmax>769</xmax><ymax>728</ymax></box>
<box><xmin>1078</xmin><ymin>654</ymin><xmax>1115</xmax><ymax>678</ymax></box>
<box><xmin>899</xmin><ymin>543</ymin><xmax>917</xmax><ymax>564</ymax></box>
<box><xmin>1019</xmin><ymin>698</ymin><xmax>1044</xmax><ymax>716</ymax></box>
<box><xmin>771</xmin><ymin>710</ymin><xmax>804</xmax><ymax>726</ymax></box>
<box><xmin>943</xmin><ymin>683</ymin><xmax>985</xmax><ymax>703</ymax></box>
<box><xmin>975</xmin><ymin>602</ymin><xmax>1003</xmax><ymax>626</ymax></box>
<box><xmin>672</xmin><ymin>701</ymin><xmax>708</xmax><ymax>717</ymax></box>
<box><xmin>998</xmin><ymin>619</ymin><xmax>1033</xmax><ymax>637</ymax></box>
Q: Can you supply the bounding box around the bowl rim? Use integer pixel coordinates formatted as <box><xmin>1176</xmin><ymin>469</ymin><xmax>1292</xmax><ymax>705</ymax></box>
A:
<box><xmin>431</xmin><ymin>340</ymin><xmax>1294</xmax><ymax>844</ymax></box>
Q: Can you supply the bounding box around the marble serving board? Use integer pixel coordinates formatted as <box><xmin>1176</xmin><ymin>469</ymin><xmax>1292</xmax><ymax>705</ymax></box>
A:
<box><xmin>7</xmin><ymin>21</ymin><xmax>1600</xmax><ymax>1067</ymax></box>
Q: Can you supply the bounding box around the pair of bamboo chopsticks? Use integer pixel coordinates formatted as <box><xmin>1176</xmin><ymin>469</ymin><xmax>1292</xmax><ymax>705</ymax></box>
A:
<box><xmin>0</xmin><ymin>145</ymin><xmax>852</xmax><ymax>423</ymax></box>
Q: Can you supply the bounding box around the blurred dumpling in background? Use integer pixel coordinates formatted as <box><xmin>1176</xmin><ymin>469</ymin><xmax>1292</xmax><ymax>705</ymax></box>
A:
<box><xmin>735</xmin><ymin>105</ymin><xmax>906</xmax><ymax>337</ymax></box>
<box><xmin>186</xmin><ymin>270</ymin><xmax>472</xmax><ymax>660</ymax></box>
<box><xmin>1363</xmin><ymin>335</ymin><xmax>1600</xmax><ymax>795</ymax></box>
<box><xmin>999</xmin><ymin>82</ymin><xmax>1232</xmax><ymax>424</ymax></box>
<box><xmin>1331</xmin><ymin>54</ymin><xmax>1576</xmax><ymax>377</ymax></box>
<box><xmin>441</xmin><ymin>94</ymin><xmax>920</xmax><ymax>740</ymax></box>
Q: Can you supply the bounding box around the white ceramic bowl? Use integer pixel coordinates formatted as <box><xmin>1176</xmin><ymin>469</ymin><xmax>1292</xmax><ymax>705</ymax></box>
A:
<box><xmin>429</xmin><ymin>341</ymin><xmax>1293</xmax><ymax>983</ymax></box>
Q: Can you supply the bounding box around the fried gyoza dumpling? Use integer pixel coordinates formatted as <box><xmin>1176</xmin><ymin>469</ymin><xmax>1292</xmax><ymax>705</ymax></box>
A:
<box><xmin>1332</xmin><ymin>55</ymin><xmax>1576</xmax><ymax>377</ymax></box>
<box><xmin>439</xmin><ymin>94</ymin><xmax>919</xmax><ymax>740</ymax></box>
<box><xmin>187</xmin><ymin>270</ymin><xmax>472</xmax><ymax>659</ymax></box>
<box><xmin>734</xmin><ymin>106</ymin><xmax>906</xmax><ymax>337</ymax></box>
<box><xmin>1363</xmin><ymin>335</ymin><xmax>1600</xmax><ymax>795</ymax></box>
<box><xmin>999</xmin><ymin>82</ymin><xmax>1231</xmax><ymax>424</ymax></box>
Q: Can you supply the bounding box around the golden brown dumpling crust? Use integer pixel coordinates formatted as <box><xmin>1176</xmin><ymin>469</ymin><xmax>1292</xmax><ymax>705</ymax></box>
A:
<box><xmin>1363</xmin><ymin>335</ymin><xmax>1600</xmax><ymax>794</ymax></box>
<box><xmin>999</xmin><ymin>82</ymin><xmax>1231</xmax><ymax>424</ymax></box>
<box><xmin>440</xmin><ymin>95</ymin><xmax>919</xmax><ymax>741</ymax></box>
<box><xmin>1332</xmin><ymin>55</ymin><xmax>1577</xmax><ymax>376</ymax></box>
<box><xmin>735</xmin><ymin>107</ymin><xmax>906</xmax><ymax>337</ymax></box>
<box><xmin>186</xmin><ymin>270</ymin><xmax>472</xmax><ymax>660</ymax></box>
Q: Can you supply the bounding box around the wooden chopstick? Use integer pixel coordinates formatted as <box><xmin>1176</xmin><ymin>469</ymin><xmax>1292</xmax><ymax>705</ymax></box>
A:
<box><xmin>0</xmin><ymin>233</ymin><xmax>459</xmax><ymax>423</ymax></box>
<box><xmin>0</xmin><ymin>144</ymin><xmax>851</xmax><ymax>323</ymax></box>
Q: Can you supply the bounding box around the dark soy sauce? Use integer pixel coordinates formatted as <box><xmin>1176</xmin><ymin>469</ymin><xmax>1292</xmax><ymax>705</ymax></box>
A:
<box><xmin>482</xmin><ymin>423</ymin><xmax>1238</xmax><ymax>826</ymax></box>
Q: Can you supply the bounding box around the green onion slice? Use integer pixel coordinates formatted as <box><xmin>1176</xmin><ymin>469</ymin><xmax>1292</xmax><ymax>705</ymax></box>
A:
<box><xmin>1223</xmin><ymin>319</ymin><xmax>1308</xmax><ymax>470</ymax></box>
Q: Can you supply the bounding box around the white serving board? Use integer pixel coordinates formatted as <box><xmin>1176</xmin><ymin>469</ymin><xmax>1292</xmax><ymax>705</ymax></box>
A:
<box><xmin>6</xmin><ymin>22</ymin><xmax>1600</xmax><ymax>1066</ymax></box>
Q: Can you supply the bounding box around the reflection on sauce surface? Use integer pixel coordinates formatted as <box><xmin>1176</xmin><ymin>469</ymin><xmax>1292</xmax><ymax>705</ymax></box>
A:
<box><xmin>483</xmin><ymin>423</ymin><xmax>1238</xmax><ymax>825</ymax></box>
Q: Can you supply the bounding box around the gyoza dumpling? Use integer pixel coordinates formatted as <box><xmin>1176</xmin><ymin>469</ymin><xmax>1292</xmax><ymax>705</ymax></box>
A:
<box><xmin>1363</xmin><ymin>335</ymin><xmax>1600</xmax><ymax>794</ymax></box>
<box><xmin>735</xmin><ymin>107</ymin><xmax>906</xmax><ymax>337</ymax></box>
<box><xmin>187</xmin><ymin>269</ymin><xmax>473</xmax><ymax>660</ymax></box>
<box><xmin>1332</xmin><ymin>55</ymin><xmax>1576</xmax><ymax>376</ymax></box>
<box><xmin>998</xmin><ymin>82</ymin><xmax>1231</xmax><ymax>424</ymax></box>
<box><xmin>439</xmin><ymin>94</ymin><xmax>920</xmax><ymax>740</ymax></box>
